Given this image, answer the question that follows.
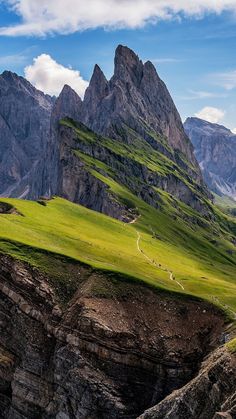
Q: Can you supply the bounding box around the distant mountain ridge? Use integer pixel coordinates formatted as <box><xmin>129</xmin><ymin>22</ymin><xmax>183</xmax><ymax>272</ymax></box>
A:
<box><xmin>0</xmin><ymin>45</ymin><xmax>210</xmax><ymax>219</ymax></box>
<box><xmin>184</xmin><ymin>117</ymin><xmax>236</xmax><ymax>200</ymax></box>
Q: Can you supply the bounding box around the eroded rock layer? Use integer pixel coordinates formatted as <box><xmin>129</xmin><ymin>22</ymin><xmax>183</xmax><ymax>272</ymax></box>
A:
<box><xmin>0</xmin><ymin>253</ymin><xmax>229</xmax><ymax>419</ymax></box>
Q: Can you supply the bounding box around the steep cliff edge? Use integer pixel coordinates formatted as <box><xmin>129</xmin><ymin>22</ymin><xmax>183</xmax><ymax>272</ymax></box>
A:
<box><xmin>0</xmin><ymin>71</ymin><xmax>53</xmax><ymax>199</ymax></box>
<box><xmin>49</xmin><ymin>118</ymin><xmax>211</xmax><ymax>221</ymax></box>
<box><xmin>81</xmin><ymin>46</ymin><xmax>200</xmax><ymax>176</ymax></box>
<box><xmin>0</xmin><ymin>46</ymin><xmax>206</xmax><ymax>208</ymax></box>
<box><xmin>138</xmin><ymin>346</ymin><xmax>236</xmax><ymax>419</ymax></box>
<box><xmin>0</xmin><ymin>194</ymin><xmax>235</xmax><ymax>418</ymax></box>
<box><xmin>0</xmin><ymin>45</ymin><xmax>236</xmax><ymax>419</ymax></box>
<box><xmin>0</xmin><ymin>253</ymin><xmax>229</xmax><ymax>419</ymax></box>
<box><xmin>42</xmin><ymin>46</ymin><xmax>212</xmax><ymax>221</ymax></box>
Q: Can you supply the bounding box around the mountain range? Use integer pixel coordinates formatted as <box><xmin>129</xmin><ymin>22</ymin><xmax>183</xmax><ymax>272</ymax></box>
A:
<box><xmin>0</xmin><ymin>46</ymin><xmax>206</xmax><ymax>210</ymax></box>
<box><xmin>184</xmin><ymin>117</ymin><xmax>236</xmax><ymax>200</ymax></box>
<box><xmin>0</xmin><ymin>46</ymin><xmax>235</xmax><ymax>419</ymax></box>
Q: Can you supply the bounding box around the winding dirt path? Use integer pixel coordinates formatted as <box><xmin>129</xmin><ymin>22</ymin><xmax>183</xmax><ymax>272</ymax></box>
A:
<box><xmin>136</xmin><ymin>230</ymin><xmax>185</xmax><ymax>291</ymax></box>
<box><xmin>132</xmin><ymin>224</ymin><xmax>235</xmax><ymax>315</ymax></box>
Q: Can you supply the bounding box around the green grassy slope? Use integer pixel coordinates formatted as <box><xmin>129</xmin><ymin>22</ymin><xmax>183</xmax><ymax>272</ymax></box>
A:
<box><xmin>0</xmin><ymin>120</ymin><xmax>235</xmax><ymax>317</ymax></box>
<box><xmin>0</xmin><ymin>189</ymin><xmax>236</xmax><ymax>315</ymax></box>
<box><xmin>62</xmin><ymin>118</ymin><xmax>204</xmax><ymax>200</ymax></box>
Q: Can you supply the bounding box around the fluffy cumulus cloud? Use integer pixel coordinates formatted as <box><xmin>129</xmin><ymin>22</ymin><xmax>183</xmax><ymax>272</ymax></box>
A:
<box><xmin>24</xmin><ymin>54</ymin><xmax>88</xmax><ymax>97</ymax></box>
<box><xmin>195</xmin><ymin>106</ymin><xmax>225</xmax><ymax>123</ymax></box>
<box><xmin>231</xmin><ymin>128</ymin><xmax>236</xmax><ymax>134</ymax></box>
<box><xmin>1</xmin><ymin>0</ymin><xmax>236</xmax><ymax>36</ymax></box>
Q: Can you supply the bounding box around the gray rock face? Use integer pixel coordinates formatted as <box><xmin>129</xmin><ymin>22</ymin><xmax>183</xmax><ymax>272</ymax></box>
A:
<box><xmin>42</xmin><ymin>46</ymin><xmax>209</xmax><ymax>220</ymax></box>
<box><xmin>0</xmin><ymin>46</ymin><xmax>206</xmax><ymax>216</ymax></box>
<box><xmin>53</xmin><ymin>123</ymin><xmax>136</xmax><ymax>221</ymax></box>
<box><xmin>51</xmin><ymin>84</ymin><xmax>82</xmax><ymax>124</ymax></box>
<box><xmin>184</xmin><ymin>117</ymin><xmax>236</xmax><ymax>199</ymax></box>
<box><xmin>42</xmin><ymin>84</ymin><xmax>83</xmax><ymax>197</ymax></box>
<box><xmin>0</xmin><ymin>254</ymin><xmax>227</xmax><ymax>418</ymax></box>
<box><xmin>53</xmin><ymin>121</ymin><xmax>211</xmax><ymax>220</ymax></box>
<box><xmin>0</xmin><ymin>71</ymin><xmax>53</xmax><ymax>199</ymax></box>
<box><xmin>138</xmin><ymin>347</ymin><xmax>236</xmax><ymax>419</ymax></box>
<box><xmin>81</xmin><ymin>45</ymin><xmax>200</xmax><ymax>176</ymax></box>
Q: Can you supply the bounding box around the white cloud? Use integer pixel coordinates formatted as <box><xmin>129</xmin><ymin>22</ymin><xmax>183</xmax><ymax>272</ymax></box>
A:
<box><xmin>195</xmin><ymin>106</ymin><xmax>225</xmax><ymax>123</ymax></box>
<box><xmin>211</xmin><ymin>69</ymin><xmax>236</xmax><ymax>90</ymax></box>
<box><xmin>0</xmin><ymin>52</ymin><xmax>27</xmax><ymax>66</ymax></box>
<box><xmin>1</xmin><ymin>0</ymin><xmax>236</xmax><ymax>36</ymax></box>
<box><xmin>231</xmin><ymin>128</ymin><xmax>236</xmax><ymax>134</ymax></box>
<box><xmin>0</xmin><ymin>47</ymin><xmax>35</xmax><ymax>67</ymax></box>
<box><xmin>24</xmin><ymin>54</ymin><xmax>88</xmax><ymax>97</ymax></box>
<box><xmin>180</xmin><ymin>89</ymin><xmax>228</xmax><ymax>100</ymax></box>
<box><xmin>151</xmin><ymin>58</ymin><xmax>182</xmax><ymax>64</ymax></box>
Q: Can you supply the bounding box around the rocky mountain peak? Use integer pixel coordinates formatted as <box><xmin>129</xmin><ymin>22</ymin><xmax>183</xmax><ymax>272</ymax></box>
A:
<box><xmin>142</xmin><ymin>59</ymin><xmax>160</xmax><ymax>82</ymax></box>
<box><xmin>0</xmin><ymin>70</ymin><xmax>52</xmax><ymax>110</ymax></box>
<box><xmin>79</xmin><ymin>45</ymin><xmax>200</xmax><ymax>177</ymax></box>
<box><xmin>1</xmin><ymin>70</ymin><xmax>20</xmax><ymax>83</ymax></box>
<box><xmin>82</xmin><ymin>64</ymin><xmax>109</xmax><ymax>128</ymax></box>
<box><xmin>84</xmin><ymin>64</ymin><xmax>108</xmax><ymax>104</ymax></box>
<box><xmin>91</xmin><ymin>64</ymin><xmax>108</xmax><ymax>84</ymax></box>
<box><xmin>113</xmin><ymin>44</ymin><xmax>143</xmax><ymax>86</ymax></box>
<box><xmin>61</xmin><ymin>83</ymin><xmax>79</xmax><ymax>96</ymax></box>
<box><xmin>52</xmin><ymin>84</ymin><xmax>82</xmax><ymax>124</ymax></box>
<box><xmin>0</xmin><ymin>45</ymin><xmax>204</xmax><ymax>202</ymax></box>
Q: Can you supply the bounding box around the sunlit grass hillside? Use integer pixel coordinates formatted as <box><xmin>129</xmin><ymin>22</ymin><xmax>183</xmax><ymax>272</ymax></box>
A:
<box><xmin>0</xmin><ymin>189</ymin><xmax>236</xmax><ymax>315</ymax></box>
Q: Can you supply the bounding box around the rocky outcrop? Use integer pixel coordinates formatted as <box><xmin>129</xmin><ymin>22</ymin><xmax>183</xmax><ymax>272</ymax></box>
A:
<box><xmin>184</xmin><ymin>117</ymin><xmax>236</xmax><ymax>199</ymax></box>
<box><xmin>0</xmin><ymin>46</ymin><xmax>206</xmax><ymax>211</ymax></box>
<box><xmin>81</xmin><ymin>45</ymin><xmax>201</xmax><ymax>179</ymax></box>
<box><xmin>42</xmin><ymin>46</ymin><xmax>210</xmax><ymax>220</ymax></box>
<box><xmin>51</xmin><ymin>121</ymin><xmax>211</xmax><ymax>220</ymax></box>
<box><xmin>138</xmin><ymin>347</ymin><xmax>236</xmax><ymax>419</ymax></box>
<box><xmin>42</xmin><ymin>84</ymin><xmax>83</xmax><ymax>198</ymax></box>
<box><xmin>0</xmin><ymin>253</ymin><xmax>228</xmax><ymax>418</ymax></box>
<box><xmin>51</xmin><ymin>122</ymin><xmax>138</xmax><ymax>222</ymax></box>
<box><xmin>51</xmin><ymin>84</ymin><xmax>82</xmax><ymax>124</ymax></box>
<box><xmin>0</xmin><ymin>71</ymin><xmax>53</xmax><ymax>199</ymax></box>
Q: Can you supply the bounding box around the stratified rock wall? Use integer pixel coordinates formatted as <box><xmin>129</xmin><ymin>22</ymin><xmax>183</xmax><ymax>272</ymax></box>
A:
<box><xmin>0</xmin><ymin>254</ymin><xmax>227</xmax><ymax>419</ymax></box>
<box><xmin>138</xmin><ymin>347</ymin><xmax>236</xmax><ymax>419</ymax></box>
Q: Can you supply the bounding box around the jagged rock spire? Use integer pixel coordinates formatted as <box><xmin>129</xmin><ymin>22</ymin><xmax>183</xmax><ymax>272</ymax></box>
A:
<box><xmin>82</xmin><ymin>64</ymin><xmax>109</xmax><ymax>127</ymax></box>
<box><xmin>51</xmin><ymin>84</ymin><xmax>82</xmax><ymax>124</ymax></box>
<box><xmin>83</xmin><ymin>64</ymin><xmax>109</xmax><ymax>106</ymax></box>
<box><xmin>113</xmin><ymin>44</ymin><xmax>143</xmax><ymax>87</ymax></box>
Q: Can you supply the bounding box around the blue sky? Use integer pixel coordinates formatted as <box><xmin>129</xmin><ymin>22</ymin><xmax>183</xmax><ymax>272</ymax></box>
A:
<box><xmin>0</xmin><ymin>1</ymin><xmax>235</xmax><ymax>130</ymax></box>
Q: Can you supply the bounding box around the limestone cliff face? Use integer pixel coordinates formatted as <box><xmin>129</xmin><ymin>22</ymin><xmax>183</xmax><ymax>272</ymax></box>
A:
<box><xmin>0</xmin><ymin>254</ymin><xmax>229</xmax><ymax>419</ymax></box>
<box><xmin>52</xmin><ymin>121</ymin><xmax>211</xmax><ymax>220</ymax></box>
<box><xmin>81</xmin><ymin>45</ymin><xmax>201</xmax><ymax>176</ymax></box>
<box><xmin>0</xmin><ymin>71</ymin><xmax>53</xmax><ymax>199</ymax></box>
<box><xmin>0</xmin><ymin>46</ymin><xmax>206</xmax><ymax>210</ymax></box>
<box><xmin>53</xmin><ymin>123</ymin><xmax>135</xmax><ymax>221</ymax></box>
<box><xmin>44</xmin><ymin>46</ymin><xmax>209</xmax><ymax>219</ymax></box>
<box><xmin>138</xmin><ymin>347</ymin><xmax>236</xmax><ymax>419</ymax></box>
<box><xmin>42</xmin><ymin>84</ymin><xmax>83</xmax><ymax>198</ymax></box>
<box><xmin>184</xmin><ymin>117</ymin><xmax>236</xmax><ymax>199</ymax></box>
